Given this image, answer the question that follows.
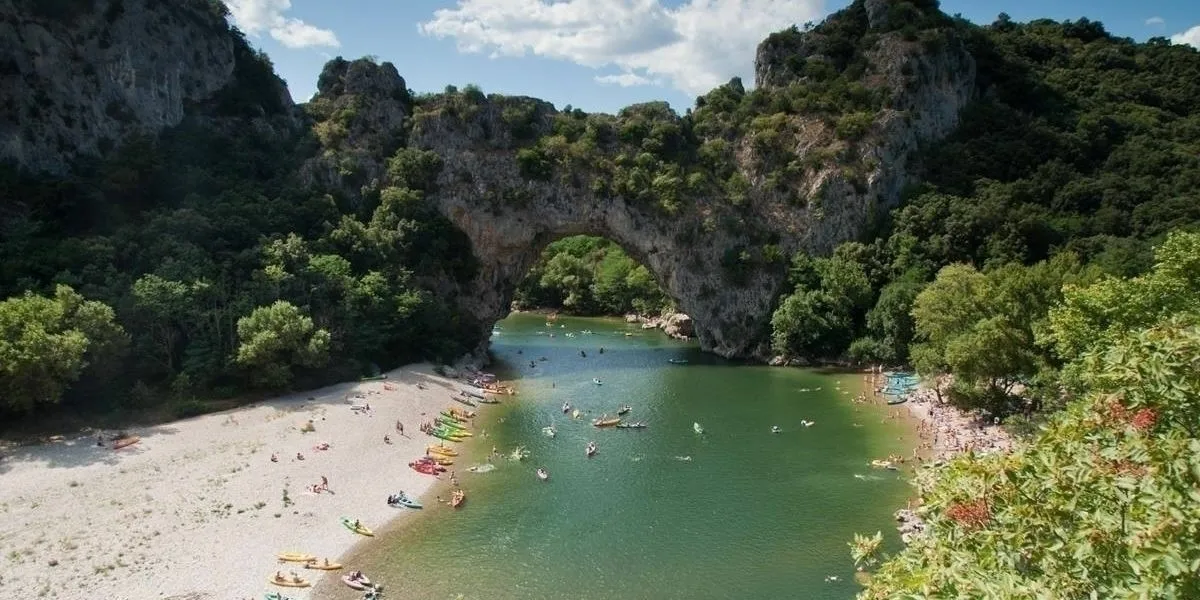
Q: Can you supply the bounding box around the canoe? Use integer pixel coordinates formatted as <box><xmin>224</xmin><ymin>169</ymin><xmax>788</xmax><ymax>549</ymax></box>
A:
<box><xmin>342</xmin><ymin>573</ymin><xmax>372</xmax><ymax>590</ymax></box>
<box><xmin>474</xmin><ymin>396</ymin><xmax>500</xmax><ymax>404</ymax></box>
<box><xmin>426</xmin><ymin>445</ymin><xmax>458</xmax><ymax>457</ymax></box>
<box><xmin>592</xmin><ymin>418</ymin><xmax>621</xmax><ymax>427</ymax></box>
<box><xmin>616</xmin><ymin>423</ymin><xmax>647</xmax><ymax>429</ymax></box>
<box><xmin>389</xmin><ymin>492</ymin><xmax>423</xmax><ymax>509</ymax></box>
<box><xmin>277</xmin><ymin>552</ymin><xmax>316</xmax><ymax>563</ymax></box>
<box><xmin>340</xmin><ymin>517</ymin><xmax>374</xmax><ymax>536</ymax></box>
<box><xmin>451</xmin><ymin>395</ymin><xmax>476</xmax><ymax>407</ymax></box>
<box><xmin>268</xmin><ymin>576</ymin><xmax>311</xmax><ymax>588</ymax></box>
<box><xmin>112</xmin><ymin>436</ymin><xmax>140</xmax><ymax>450</ymax></box>
<box><xmin>410</xmin><ymin>461</ymin><xmax>441</xmax><ymax>475</ymax></box>
<box><xmin>303</xmin><ymin>560</ymin><xmax>342</xmax><ymax>570</ymax></box>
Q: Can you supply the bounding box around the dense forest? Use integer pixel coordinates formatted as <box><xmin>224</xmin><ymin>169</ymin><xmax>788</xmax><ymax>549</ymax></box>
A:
<box><xmin>2</xmin><ymin>0</ymin><xmax>1199</xmax><ymax>433</ymax></box>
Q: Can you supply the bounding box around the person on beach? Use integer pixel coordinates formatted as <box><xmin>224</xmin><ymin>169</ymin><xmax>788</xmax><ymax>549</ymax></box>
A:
<box><xmin>320</xmin><ymin>475</ymin><xmax>328</xmax><ymax>491</ymax></box>
<box><xmin>384</xmin><ymin>435</ymin><xmax>391</xmax><ymax>444</ymax></box>
<box><xmin>396</xmin><ymin>420</ymin><xmax>404</xmax><ymax>435</ymax></box>
<box><xmin>296</xmin><ymin>452</ymin><xmax>305</xmax><ymax>461</ymax></box>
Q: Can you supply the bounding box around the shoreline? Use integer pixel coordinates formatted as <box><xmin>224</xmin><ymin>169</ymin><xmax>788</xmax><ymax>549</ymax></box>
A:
<box><xmin>0</xmin><ymin>363</ymin><xmax>488</xmax><ymax>600</ymax></box>
<box><xmin>864</xmin><ymin>371</ymin><xmax>1016</xmax><ymax>542</ymax></box>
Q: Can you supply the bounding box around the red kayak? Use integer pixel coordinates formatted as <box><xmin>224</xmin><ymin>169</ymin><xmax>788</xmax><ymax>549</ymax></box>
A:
<box><xmin>409</xmin><ymin>461</ymin><xmax>440</xmax><ymax>475</ymax></box>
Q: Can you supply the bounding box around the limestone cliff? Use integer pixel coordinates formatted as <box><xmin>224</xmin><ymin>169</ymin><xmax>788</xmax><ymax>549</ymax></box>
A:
<box><xmin>381</xmin><ymin>0</ymin><xmax>976</xmax><ymax>358</ymax></box>
<box><xmin>0</xmin><ymin>0</ymin><xmax>293</xmax><ymax>174</ymax></box>
<box><xmin>2</xmin><ymin>0</ymin><xmax>978</xmax><ymax>360</ymax></box>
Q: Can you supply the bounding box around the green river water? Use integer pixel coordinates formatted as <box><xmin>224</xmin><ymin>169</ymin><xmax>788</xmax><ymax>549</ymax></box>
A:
<box><xmin>353</xmin><ymin>313</ymin><xmax>915</xmax><ymax>599</ymax></box>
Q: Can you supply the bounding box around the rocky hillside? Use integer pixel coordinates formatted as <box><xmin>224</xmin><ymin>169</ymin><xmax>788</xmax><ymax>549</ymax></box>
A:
<box><xmin>304</xmin><ymin>0</ymin><xmax>977</xmax><ymax>357</ymax></box>
<box><xmin>0</xmin><ymin>0</ymin><xmax>294</xmax><ymax>174</ymax></box>
<box><xmin>1</xmin><ymin>0</ymin><xmax>980</xmax><ymax>366</ymax></box>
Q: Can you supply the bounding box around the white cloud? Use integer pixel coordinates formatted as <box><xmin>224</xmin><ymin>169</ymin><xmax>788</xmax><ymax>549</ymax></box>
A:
<box><xmin>595</xmin><ymin>72</ymin><xmax>658</xmax><ymax>87</ymax></box>
<box><xmin>1145</xmin><ymin>16</ymin><xmax>1165</xmax><ymax>27</ymax></box>
<box><xmin>225</xmin><ymin>0</ymin><xmax>341</xmax><ymax>49</ymax></box>
<box><xmin>419</xmin><ymin>0</ymin><xmax>825</xmax><ymax>96</ymax></box>
<box><xmin>1171</xmin><ymin>24</ymin><xmax>1200</xmax><ymax>48</ymax></box>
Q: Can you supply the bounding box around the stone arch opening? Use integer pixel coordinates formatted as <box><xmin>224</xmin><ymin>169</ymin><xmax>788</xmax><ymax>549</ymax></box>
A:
<box><xmin>511</xmin><ymin>234</ymin><xmax>674</xmax><ymax>323</ymax></box>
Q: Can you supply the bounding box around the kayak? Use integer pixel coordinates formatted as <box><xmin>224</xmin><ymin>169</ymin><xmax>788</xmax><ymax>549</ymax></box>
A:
<box><xmin>430</xmin><ymin>432</ymin><xmax>463</xmax><ymax>442</ymax></box>
<box><xmin>437</xmin><ymin>427</ymin><xmax>472</xmax><ymax>437</ymax></box>
<box><xmin>452</xmin><ymin>395</ymin><xmax>476</xmax><ymax>407</ymax></box>
<box><xmin>449</xmin><ymin>407</ymin><xmax>476</xmax><ymax>419</ymax></box>
<box><xmin>340</xmin><ymin>517</ymin><xmax>374</xmax><ymax>536</ymax></box>
<box><xmin>426</xmin><ymin>445</ymin><xmax>458</xmax><ymax>457</ymax></box>
<box><xmin>536</xmin><ymin>468</ymin><xmax>549</xmax><ymax>481</ymax></box>
<box><xmin>263</xmin><ymin>592</ymin><xmax>293</xmax><ymax>600</ymax></box>
<box><xmin>342</xmin><ymin>573</ymin><xmax>372</xmax><ymax>590</ymax></box>
<box><xmin>277</xmin><ymin>552</ymin><xmax>315</xmax><ymax>563</ymax></box>
<box><xmin>389</xmin><ymin>492</ymin><xmax>423</xmax><ymax>509</ymax></box>
<box><xmin>303</xmin><ymin>559</ymin><xmax>342</xmax><ymax>570</ymax></box>
<box><xmin>474</xmin><ymin>395</ymin><xmax>500</xmax><ymax>404</ymax></box>
<box><xmin>112</xmin><ymin>436</ymin><xmax>140</xmax><ymax>450</ymax></box>
<box><xmin>435</xmin><ymin>418</ymin><xmax>468</xmax><ymax>431</ymax></box>
<box><xmin>268</xmin><ymin>576</ymin><xmax>311</xmax><ymax>588</ymax></box>
<box><xmin>410</xmin><ymin>461</ymin><xmax>442</xmax><ymax>475</ymax></box>
<box><xmin>425</xmin><ymin>455</ymin><xmax>453</xmax><ymax>466</ymax></box>
<box><xmin>693</xmin><ymin>422</ymin><xmax>704</xmax><ymax>434</ymax></box>
<box><xmin>439</xmin><ymin>411</ymin><xmax>468</xmax><ymax>423</ymax></box>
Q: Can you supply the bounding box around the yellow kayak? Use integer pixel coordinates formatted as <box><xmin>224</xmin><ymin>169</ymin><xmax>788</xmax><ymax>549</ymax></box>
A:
<box><xmin>304</xmin><ymin>559</ymin><xmax>342</xmax><ymax>570</ymax></box>
<box><xmin>341</xmin><ymin>517</ymin><xmax>374</xmax><ymax>536</ymax></box>
<box><xmin>269</xmin><ymin>576</ymin><xmax>311</xmax><ymax>587</ymax></box>
<box><xmin>277</xmin><ymin>552</ymin><xmax>315</xmax><ymax>563</ymax></box>
<box><xmin>427</xmin><ymin>445</ymin><xmax>459</xmax><ymax>457</ymax></box>
<box><xmin>427</xmin><ymin>456</ymin><xmax>454</xmax><ymax>466</ymax></box>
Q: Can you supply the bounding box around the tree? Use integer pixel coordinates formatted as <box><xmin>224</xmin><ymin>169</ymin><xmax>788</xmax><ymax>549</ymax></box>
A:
<box><xmin>1045</xmin><ymin>231</ymin><xmax>1200</xmax><ymax>367</ymax></box>
<box><xmin>910</xmin><ymin>256</ymin><xmax>1080</xmax><ymax>414</ymax></box>
<box><xmin>235</xmin><ymin>301</ymin><xmax>330</xmax><ymax>390</ymax></box>
<box><xmin>0</xmin><ymin>285</ymin><xmax>126</xmax><ymax>413</ymax></box>
<box><xmin>854</xmin><ymin>319</ymin><xmax>1200</xmax><ymax>599</ymax></box>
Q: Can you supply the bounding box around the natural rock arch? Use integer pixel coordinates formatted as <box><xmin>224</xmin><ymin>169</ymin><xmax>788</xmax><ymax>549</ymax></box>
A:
<box><xmin>296</xmin><ymin>1</ymin><xmax>977</xmax><ymax>358</ymax></box>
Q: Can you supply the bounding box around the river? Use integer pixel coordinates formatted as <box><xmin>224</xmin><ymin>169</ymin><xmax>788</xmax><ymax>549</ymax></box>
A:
<box><xmin>351</xmin><ymin>313</ymin><xmax>915</xmax><ymax>599</ymax></box>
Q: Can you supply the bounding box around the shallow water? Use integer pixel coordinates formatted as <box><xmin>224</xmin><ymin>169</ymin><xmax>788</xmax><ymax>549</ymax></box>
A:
<box><xmin>355</xmin><ymin>314</ymin><xmax>914</xmax><ymax>599</ymax></box>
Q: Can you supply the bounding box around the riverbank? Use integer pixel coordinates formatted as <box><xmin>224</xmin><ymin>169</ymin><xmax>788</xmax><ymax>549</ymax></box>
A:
<box><xmin>0</xmin><ymin>363</ymin><xmax>478</xmax><ymax>600</ymax></box>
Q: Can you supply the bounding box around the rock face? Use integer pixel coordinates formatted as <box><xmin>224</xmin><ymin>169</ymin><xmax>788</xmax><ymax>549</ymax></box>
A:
<box><xmin>0</xmin><ymin>0</ymin><xmax>292</xmax><ymax>174</ymax></box>
<box><xmin>402</xmin><ymin>2</ymin><xmax>975</xmax><ymax>358</ymax></box>
<box><xmin>2</xmin><ymin>0</ymin><xmax>977</xmax><ymax>360</ymax></box>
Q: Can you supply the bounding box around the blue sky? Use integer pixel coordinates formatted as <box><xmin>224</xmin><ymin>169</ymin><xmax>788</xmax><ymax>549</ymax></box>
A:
<box><xmin>225</xmin><ymin>0</ymin><xmax>1200</xmax><ymax>115</ymax></box>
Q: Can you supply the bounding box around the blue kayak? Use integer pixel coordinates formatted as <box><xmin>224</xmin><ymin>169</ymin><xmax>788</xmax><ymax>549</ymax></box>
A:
<box><xmin>388</xmin><ymin>492</ymin><xmax>423</xmax><ymax>509</ymax></box>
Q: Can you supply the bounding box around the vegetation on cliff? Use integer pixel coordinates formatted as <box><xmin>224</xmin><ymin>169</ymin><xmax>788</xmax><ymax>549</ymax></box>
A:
<box><xmin>771</xmin><ymin>12</ymin><xmax>1200</xmax><ymax>417</ymax></box>
<box><xmin>0</xmin><ymin>52</ymin><xmax>479</xmax><ymax>418</ymax></box>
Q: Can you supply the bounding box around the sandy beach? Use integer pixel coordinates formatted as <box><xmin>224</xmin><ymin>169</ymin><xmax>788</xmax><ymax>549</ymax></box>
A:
<box><xmin>0</xmin><ymin>363</ymin><xmax>488</xmax><ymax>600</ymax></box>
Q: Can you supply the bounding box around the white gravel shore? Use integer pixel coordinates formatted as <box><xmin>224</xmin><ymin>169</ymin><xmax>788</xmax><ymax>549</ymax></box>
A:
<box><xmin>0</xmin><ymin>363</ymin><xmax>480</xmax><ymax>600</ymax></box>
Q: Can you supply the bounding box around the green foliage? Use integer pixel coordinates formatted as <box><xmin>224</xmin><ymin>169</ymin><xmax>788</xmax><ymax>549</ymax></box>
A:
<box><xmin>771</xmin><ymin>250</ymin><xmax>872</xmax><ymax>357</ymax></box>
<box><xmin>0</xmin><ymin>285</ymin><xmax>126</xmax><ymax>413</ymax></box>
<box><xmin>856</xmin><ymin>319</ymin><xmax>1200</xmax><ymax>599</ymax></box>
<box><xmin>515</xmin><ymin>236</ymin><xmax>670</xmax><ymax>316</ymax></box>
<box><xmin>235</xmin><ymin>300</ymin><xmax>330</xmax><ymax>390</ymax></box>
<box><xmin>909</xmin><ymin>255</ymin><xmax>1083</xmax><ymax>414</ymax></box>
